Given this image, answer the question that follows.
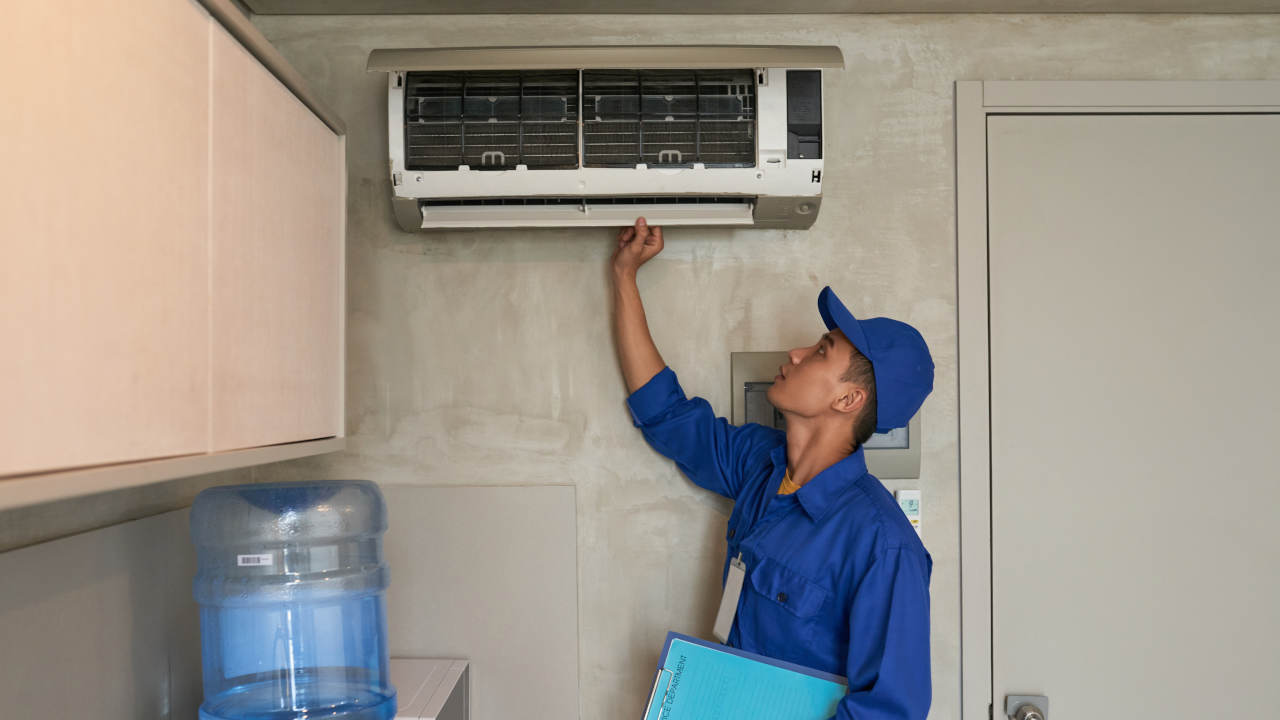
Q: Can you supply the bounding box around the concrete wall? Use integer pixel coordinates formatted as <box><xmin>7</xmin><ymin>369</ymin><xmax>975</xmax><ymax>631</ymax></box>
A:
<box><xmin>249</xmin><ymin>13</ymin><xmax>1280</xmax><ymax>719</ymax></box>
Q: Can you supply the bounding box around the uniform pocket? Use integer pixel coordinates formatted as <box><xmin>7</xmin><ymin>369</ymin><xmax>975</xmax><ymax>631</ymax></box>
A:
<box><xmin>746</xmin><ymin>556</ymin><xmax>830</xmax><ymax>618</ymax></box>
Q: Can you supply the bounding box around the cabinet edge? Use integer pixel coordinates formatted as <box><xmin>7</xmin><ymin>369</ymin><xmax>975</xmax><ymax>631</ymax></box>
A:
<box><xmin>198</xmin><ymin>0</ymin><xmax>347</xmax><ymax>135</ymax></box>
<box><xmin>0</xmin><ymin>437</ymin><xmax>345</xmax><ymax>513</ymax></box>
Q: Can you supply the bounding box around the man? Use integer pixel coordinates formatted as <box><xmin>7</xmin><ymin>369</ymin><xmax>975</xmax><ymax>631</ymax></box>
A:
<box><xmin>611</xmin><ymin>217</ymin><xmax>934</xmax><ymax>720</ymax></box>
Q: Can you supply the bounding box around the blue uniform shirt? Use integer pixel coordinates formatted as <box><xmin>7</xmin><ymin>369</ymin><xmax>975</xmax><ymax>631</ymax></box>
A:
<box><xmin>627</xmin><ymin>366</ymin><xmax>933</xmax><ymax>720</ymax></box>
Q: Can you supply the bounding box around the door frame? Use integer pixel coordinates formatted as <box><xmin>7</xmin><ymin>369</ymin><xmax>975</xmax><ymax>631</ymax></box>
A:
<box><xmin>954</xmin><ymin>79</ymin><xmax>1280</xmax><ymax>720</ymax></box>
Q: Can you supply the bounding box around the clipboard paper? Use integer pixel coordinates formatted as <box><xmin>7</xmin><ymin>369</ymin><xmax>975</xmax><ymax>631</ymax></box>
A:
<box><xmin>642</xmin><ymin>631</ymin><xmax>847</xmax><ymax>720</ymax></box>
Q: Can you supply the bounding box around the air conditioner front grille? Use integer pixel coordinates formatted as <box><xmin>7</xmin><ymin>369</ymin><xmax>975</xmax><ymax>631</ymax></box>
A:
<box><xmin>583</xmin><ymin>69</ymin><xmax>755</xmax><ymax>168</ymax></box>
<box><xmin>405</xmin><ymin>70</ymin><xmax>579</xmax><ymax>170</ymax></box>
<box><xmin>405</xmin><ymin>68</ymin><xmax>757</xmax><ymax>171</ymax></box>
<box><xmin>516</xmin><ymin>121</ymin><xmax>579</xmax><ymax>167</ymax></box>
<box><xmin>581</xmin><ymin>120</ymin><xmax>641</xmax><ymax>166</ymax></box>
<box><xmin>640</xmin><ymin>120</ymin><xmax>697</xmax><ymax>166</ymax></box>
<box><xmin>698</xmin><ymin>120</ymin><xmax>756</xmax><ymax>163</ymax></box>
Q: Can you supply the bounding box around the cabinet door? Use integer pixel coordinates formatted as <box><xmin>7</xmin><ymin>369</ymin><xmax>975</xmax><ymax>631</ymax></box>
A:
<box><xmin>210</xmin><ymin>24</ymin><xmax>344</xmax><ymax>452</ymax></box>
<box><xmin>0</xmin><ymin>0</ymin><xmax>211</xmax><ymax>476</ymax></box>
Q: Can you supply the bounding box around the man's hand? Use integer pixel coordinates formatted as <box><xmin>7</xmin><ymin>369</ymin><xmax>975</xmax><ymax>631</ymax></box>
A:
<box><xmin>611</xmin><ymin>216</ymin><xmax>664</xmax><ymax>279</ymax></box>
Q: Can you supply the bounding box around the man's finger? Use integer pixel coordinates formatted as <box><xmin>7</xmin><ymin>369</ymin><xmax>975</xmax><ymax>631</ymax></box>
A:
<box><xmin>650</xmin><ymin>225</ymin><xmax>663</xmax><ymax>247</ymax></box>
<box><xmin>634</xmin><ymin>216</ymin><xmax>650</xmax><ymax>242</ymax></box>
<box><xmin>624</xmin><ymin>230</ymin><xmax>647</xmax><ymax>255</ymax></box>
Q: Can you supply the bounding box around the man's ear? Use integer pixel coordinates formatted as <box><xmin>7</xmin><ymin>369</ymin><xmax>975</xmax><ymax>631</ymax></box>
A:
<box><xmin>832</xmin><ymin>384</ymin><xmax>866</xmax><ymax>416</ymax></box>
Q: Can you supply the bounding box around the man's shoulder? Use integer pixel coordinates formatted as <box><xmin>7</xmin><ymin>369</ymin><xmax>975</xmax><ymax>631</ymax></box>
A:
<box><xmin>739</xmin><ymin>422</ymin><xmax>786</xmax><ymax>447</ymax></box>
<box><xmin>842</xmin><ymin>472</ymin><xmax>930</xmax><ymax>558</ymax></box>
<box><xmin>733</xmin><ymin>423</ymin><xmax>786</xmax><ymax>467</ymax></box>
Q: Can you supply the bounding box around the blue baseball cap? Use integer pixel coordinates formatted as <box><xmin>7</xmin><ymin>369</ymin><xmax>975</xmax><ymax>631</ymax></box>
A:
<box><xmin>817</xmin><ymin>286</ymin><xmax>934</xmax><ymax>433</ymax></box>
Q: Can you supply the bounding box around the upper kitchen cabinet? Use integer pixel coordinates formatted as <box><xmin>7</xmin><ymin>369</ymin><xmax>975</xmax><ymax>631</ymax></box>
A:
<box><xmin>0</xmin><ymin>0</ymin><xmax>213</xmax><ymax>478</ymax></box>
<box><xmin>0</xmin><ymin>0</ymin><xmax>346</xmax><ymax>505</ymax></box>
<box><xmin>210</xmin><ymin>23</ymin><xmax>344</xmax><ymax>452</ymax></box>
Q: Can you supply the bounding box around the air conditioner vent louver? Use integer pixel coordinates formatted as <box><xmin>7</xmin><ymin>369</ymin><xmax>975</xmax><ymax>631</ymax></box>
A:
<box><xmin>422</xmin><ymin>195</ymin><xmax>753</xmax><ymax>207</ymax></box>
<box><xmin>582</xmin><ymin>69</ymin><xmax>755</xmax><ymax>168</ymax></box>
<box><xmin>416</xmin><ymin>195</ymin><xmax>758</xmax><ymax>228</ymax></box>
<box><xmin>405</xmin><ymin>70</ymin><xmax>579</xmax><ymax>171</ymax></box>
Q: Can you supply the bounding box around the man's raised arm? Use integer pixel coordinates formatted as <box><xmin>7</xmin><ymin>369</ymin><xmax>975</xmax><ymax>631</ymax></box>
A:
<box><xmin>611</xmin><ymin>216</ymin><xmax>666</xmax><ymax>392</ymax></box>
<box><xmin>609</xmin><ymin>218</ymin><xmax>774</xmax><ymax>501</ymax></box>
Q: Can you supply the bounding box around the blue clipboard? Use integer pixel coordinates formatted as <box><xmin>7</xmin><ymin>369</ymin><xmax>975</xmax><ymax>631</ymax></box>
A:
<box><xmin>642</xmin><ymin>631</ymin><xmax>848</xmax><ymax>720</ymax></box>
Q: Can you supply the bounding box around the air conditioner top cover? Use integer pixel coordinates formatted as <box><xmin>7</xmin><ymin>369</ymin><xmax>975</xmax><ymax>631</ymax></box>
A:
<box><xmin>369</xmin><ymin>45</ymin><xmax>843</xmax><ymax>231</ymax></box>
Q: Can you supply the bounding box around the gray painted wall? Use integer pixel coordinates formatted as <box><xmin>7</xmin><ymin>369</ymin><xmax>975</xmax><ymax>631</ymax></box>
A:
<box><xmin>248</xmin><ymin>12</ymin><xmax>1280</xmax><ymax>719</ymax></box>
<box><xmin>0</xmin><ymin>509</ymin><xmax>203</xmax><ymax>719</ymax></box>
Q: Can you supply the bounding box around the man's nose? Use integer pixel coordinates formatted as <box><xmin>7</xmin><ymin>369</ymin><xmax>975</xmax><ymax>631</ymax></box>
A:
<box><xmin>786</xmin><ymin>347</ymin><xmax>805</xmax><ymax>364</ymax></box>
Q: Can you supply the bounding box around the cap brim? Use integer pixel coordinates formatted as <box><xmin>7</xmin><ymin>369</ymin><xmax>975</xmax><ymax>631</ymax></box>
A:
<box><xmin>818</xmin><ymin>286</ymin><xmax>871</xmax><ymax>357</ymax></box>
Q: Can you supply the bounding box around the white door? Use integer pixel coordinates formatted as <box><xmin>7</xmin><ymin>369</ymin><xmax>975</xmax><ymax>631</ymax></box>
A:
<box><xmin>985</xmin><ymin>112</ymin><xmax>1280</xmax><ymax>718</ymax></box>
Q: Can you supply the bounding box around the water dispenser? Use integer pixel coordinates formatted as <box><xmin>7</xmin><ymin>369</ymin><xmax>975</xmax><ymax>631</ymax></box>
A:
<box><xmin>190</xmin><ymin>480</ymin><xmax>396</xmax><ymax>720</ymax></box>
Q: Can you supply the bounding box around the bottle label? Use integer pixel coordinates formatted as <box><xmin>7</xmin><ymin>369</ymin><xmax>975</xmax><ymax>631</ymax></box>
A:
<box><xmin>236</xmin><ymin>553</ymin><xmax>274</xmax><ymax>567</ymax></box>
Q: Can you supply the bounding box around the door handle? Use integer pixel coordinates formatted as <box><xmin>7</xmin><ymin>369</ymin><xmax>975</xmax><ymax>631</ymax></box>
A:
<box><xmin>1004</xmin><ymin>694</ymin><xmax>1049</xmax><ymax>720</ymax></box>
<box><xmin>1012</xmin><ymin>704</ymin><xmax>1044</xmax><ymax>720</ymax></box>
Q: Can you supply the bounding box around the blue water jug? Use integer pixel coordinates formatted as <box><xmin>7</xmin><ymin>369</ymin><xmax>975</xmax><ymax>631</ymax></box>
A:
<box><xmin>190</xmin><ymin>480</ymin><xmax>396</xmax><ymax>720</ymax></box>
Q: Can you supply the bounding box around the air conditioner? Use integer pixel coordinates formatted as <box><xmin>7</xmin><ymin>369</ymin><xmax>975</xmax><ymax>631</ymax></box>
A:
<box><xmin>366</xmin><ymin>46</ymin><xmax>843</xmax><ymax>231</ymax></box>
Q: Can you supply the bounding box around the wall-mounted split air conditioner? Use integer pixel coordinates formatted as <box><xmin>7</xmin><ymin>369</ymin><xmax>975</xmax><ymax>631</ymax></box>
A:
<box><xmin>366</xmin><ymin>46</ymin><xmax>844</xmax><ymax>231</ymax></box>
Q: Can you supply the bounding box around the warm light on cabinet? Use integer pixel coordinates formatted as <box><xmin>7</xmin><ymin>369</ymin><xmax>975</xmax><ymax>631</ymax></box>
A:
<box><xmin>0</xmin><ymin>0</ymin><xmax>346</xmax><ymax>506</ymax></box>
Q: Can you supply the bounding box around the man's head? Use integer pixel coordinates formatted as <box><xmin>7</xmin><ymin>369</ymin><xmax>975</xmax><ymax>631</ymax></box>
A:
<box><xmin>767</xmin><ymin>287</ymin><xmax>935</xmax><ymax>449</ymax></box>
<box><xmin>767</xmin><ymin>329</ymin><xmax>880</xmax><ymax>447</ymax></box>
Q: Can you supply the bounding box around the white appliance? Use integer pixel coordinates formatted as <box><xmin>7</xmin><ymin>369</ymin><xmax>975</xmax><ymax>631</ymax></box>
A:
<box><xmin>367</xmin><ymin>45</ymin><xmax>844</xmax><ymax>230</ymax></box>
<box><xmin>391</xmin><ymin>657</ymin><xmax>469</xmax><ymax>720</ymax></box>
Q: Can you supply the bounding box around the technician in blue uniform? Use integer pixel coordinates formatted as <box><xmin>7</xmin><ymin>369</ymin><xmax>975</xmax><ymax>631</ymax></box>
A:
<box><xmin>610</xmin><ymin>217</ymin><xmax>934</xmax><ymax>720</ymax></box>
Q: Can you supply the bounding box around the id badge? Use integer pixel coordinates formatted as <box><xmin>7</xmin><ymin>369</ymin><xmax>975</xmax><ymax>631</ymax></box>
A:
<box><xmin>712</xmin><ymin>552</ymin><xmax>747</xmax><ymax>643</ymax></box>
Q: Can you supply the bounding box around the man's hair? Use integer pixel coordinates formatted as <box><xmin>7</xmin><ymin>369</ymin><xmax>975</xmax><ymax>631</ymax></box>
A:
<box><xmin>842</xmin><ymin>347</ymin><xmax>878</xmax><ymax>448</ymax></box>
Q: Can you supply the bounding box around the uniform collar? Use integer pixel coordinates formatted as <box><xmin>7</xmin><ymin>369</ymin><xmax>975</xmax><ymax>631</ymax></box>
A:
<box><xmin>770</xmin><ymin>443</ymin><xmax>869</xmax><ymax>523</ymax></box>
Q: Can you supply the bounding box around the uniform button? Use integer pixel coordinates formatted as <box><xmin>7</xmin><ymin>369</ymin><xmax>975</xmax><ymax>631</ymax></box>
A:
<box><xmin>728</xmin><ymin>528</ymin><xmax>735</xmax><ymax>538</ymax></box>
<box><xmin>776</xmin><ymin>592</ymin><xmax>788</xmax><ymax>603</ymax></box>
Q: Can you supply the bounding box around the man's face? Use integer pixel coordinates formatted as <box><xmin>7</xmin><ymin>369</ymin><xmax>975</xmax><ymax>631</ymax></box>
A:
<box><xmin>766</xmin><ymin>328</ymin><xmax>863</xmax><ymax>420</ymax></box>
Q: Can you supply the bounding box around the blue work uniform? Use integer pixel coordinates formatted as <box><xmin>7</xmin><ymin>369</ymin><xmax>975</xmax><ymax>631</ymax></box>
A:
<box><xmin>627</xmin><ymin>366</ymin><xmax>933</xmax><ymax>720</ymax></box>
